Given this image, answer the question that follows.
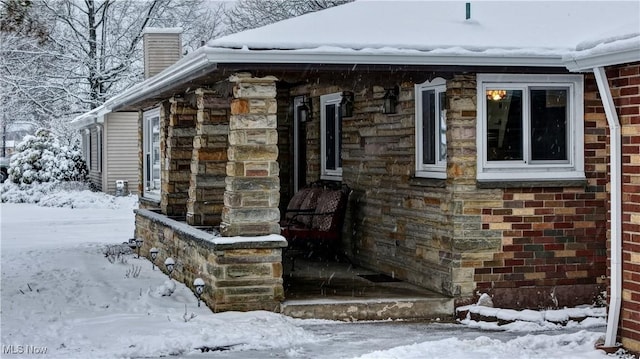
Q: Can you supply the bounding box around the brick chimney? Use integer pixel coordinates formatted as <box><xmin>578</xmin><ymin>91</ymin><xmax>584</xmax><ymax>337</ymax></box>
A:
<box><xmin>142</xmin><ymin>27</ymin><xmax>183</xmax><ymax>79</ymax></box>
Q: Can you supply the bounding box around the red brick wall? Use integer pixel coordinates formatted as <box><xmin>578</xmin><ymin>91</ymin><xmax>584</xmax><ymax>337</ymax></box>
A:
<box><xmin>473</xmin><ymin>75</ymin><xmax>610</xmax><ymax>308</ymax></box>
<box><xmin>609</xmin><ymin>62</ymin><xmax>640</xmax><ymax>351</ymax></box>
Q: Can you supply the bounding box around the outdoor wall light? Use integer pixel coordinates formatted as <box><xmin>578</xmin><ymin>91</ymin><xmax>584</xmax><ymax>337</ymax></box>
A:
<box><xmin>298</xmin><ymin>97</ymin><xmax>312</xmax><ymax>123</ymax></box>
<box><xmin>150</xmin><ymin>247</ymin><xmax>159</xmax><ymax>270</ymax></box>
<box><xmin>135</xmin><ymin>238</ymin><xmax>143</xmax><ymax>258</ymax></box>
<box><xmin>164</xmin><ymin>257</ymin><xmax>175</xmax><ymax>279</ymax></box>
<box><xmin>193</xmin><ymin>277</ymin><xmax>205</xmax><ymax>307</ymax></box>
<box><xmin>340</xmin><ymin>91</ymin><xmax>354</xmax><ymax>118</ymax></box>
<box><xmin>382</xmin><ymin>86</ymin><xmax>399</xmax><ymax>114</ymax></box>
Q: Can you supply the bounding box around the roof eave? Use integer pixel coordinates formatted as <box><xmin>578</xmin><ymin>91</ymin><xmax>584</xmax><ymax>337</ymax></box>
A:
<box><xmin>106</xmin><ymin>47</ymin><xmax>565</xmax><ymax>112</ymax></box>
<box><xmin>106</xmin><ymin>47</ymin><xmax>216</xmax><ymax>112</ymax></box>
<box><xmin>70</xmin><ymin>105</ymin><xmax>110</xmax><ymax>129</ymax></box>
<box><xmin>206</xmin><ymin>47</ymin><xmax>565</xmax><ymax>67</ymax></box>
<box><xmin>70</xmin><ymin>115</ymin><xmax>97</xmax><ymax>130</ymax></box>
<box><xmin>564</xmin><ymin>46</ymin><xmax>640</xmax><ymax>72</ymax></box>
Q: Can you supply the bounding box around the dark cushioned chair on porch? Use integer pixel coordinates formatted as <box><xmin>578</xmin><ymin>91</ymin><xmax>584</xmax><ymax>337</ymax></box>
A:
<box><xmin>280</xmin><ymin>181</ymin><xmax>351</xmax><ymax>269</ymax></box>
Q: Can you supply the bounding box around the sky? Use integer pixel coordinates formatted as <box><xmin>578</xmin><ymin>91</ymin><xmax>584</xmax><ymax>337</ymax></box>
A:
<box><xmin>0</xmin><ymin>182</ymin><xmax>633</xmax><ymax>358</ymax></box>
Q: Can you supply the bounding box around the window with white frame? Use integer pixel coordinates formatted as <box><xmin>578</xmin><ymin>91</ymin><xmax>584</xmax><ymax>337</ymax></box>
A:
<box><xmin>415</xmin><ymin>78</ymin><xmax>447</xmax><ymax>179</ymax></box>
<box><xmin>476</xmin><ymin>74</ymin><xmax>584</xmax><ymax>181</ymax></box>
<box><xmin>143</xmin><ymin>108</ymin><xmax>161</xmax><ymax>199</ymax></box>
<box><xmin>320</xmin><ymin>93</ymin><xmax>342</xmax><ymax>181</ymax></box>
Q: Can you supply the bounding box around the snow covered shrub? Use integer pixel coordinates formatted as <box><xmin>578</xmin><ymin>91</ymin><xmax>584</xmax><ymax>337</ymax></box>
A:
<box><xmin>0</xmin><ymin>181</ymin><xmax>92</xmax><ymax>204</ymax></box>
<box><xmin>8</xmin><ymin>128</ymin><xmax>88</xmax><ymax>185</ymax></box>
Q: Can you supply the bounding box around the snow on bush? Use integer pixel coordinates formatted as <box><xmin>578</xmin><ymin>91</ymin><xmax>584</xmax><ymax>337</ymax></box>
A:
<box><xmin>8</xmin><ymin>128</ymin><xmax>88</xmax><ymax>185</ymax></box>
<box><xmin>0</xmin><ymin>181</ymin><xmax>138</xmax><ymax>209</ymax></box>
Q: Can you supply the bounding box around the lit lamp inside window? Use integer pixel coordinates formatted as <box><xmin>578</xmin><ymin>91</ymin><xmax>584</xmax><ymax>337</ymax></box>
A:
<box><xmin>486</xmin><ymin>89</ymin><xmax>507</xmax><ymax>101</ymax></box>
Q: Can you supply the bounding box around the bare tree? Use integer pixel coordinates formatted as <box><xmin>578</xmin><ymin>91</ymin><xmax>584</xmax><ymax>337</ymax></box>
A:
<box><xmin>0</xmin><ymin>0</ymin><xmax>49</xmax><ymax>40</ymax></box>
<box><xmin>0</xmin><ymin>0</ymin><xmax>225</xmax><ymax>139</ymax></box>
<box><xmin>224</xmin><ymin>0</ymin><xmax>351</xmax><ymax>34</ymax></box>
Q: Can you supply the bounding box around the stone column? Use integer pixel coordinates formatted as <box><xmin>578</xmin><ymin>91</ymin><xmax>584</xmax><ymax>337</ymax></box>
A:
<box><xmin>221</xmin><ymin>73</ymin><xmax>280</xmax><ymax>236</ymax></box>
<box><xmin>162</xmin><ymin>97</ymin><xmax>195</xmax><ymax>218</ymax></box>
<box><xmin>187</xmin><ymin>89</ymin><xmax>230</xmax><ymax>226</ymax></box>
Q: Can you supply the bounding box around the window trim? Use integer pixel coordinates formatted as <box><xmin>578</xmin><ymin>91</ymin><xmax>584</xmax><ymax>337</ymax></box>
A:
<box><xmin>320</xmin><ymin>92</ymin><xmax>343</xmax><ymax>181</ymax></box>
<box><xmin>143</xmin><ymin>107</ymin><xmax>161</xmax><ymax>200</ymax></box>
<box><xmin>415</xmin><ymin>77</ymin><xmax>447</xmax><ymax>179</ymax></box>
<box><xmin>96</xmin><ymin>125</ymin><xmax>102</xmax><ymax>173</ymax></box>
<box><xmin>83</xmin><ymin>129</ymin><xmax>91</xmax><ymax>168</ymax></box>
<box><xmin>476</xmin><ymin>74</ymin><xmax>585</xmax><ymax>182</ymax></box>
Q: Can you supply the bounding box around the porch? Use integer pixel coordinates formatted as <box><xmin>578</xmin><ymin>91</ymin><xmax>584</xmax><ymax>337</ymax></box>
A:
<box><xmin>282</xmin><ymin>256</ymin><xmax>454</xmax><ymax>321</ymax></box>
<box><xmin>130</xmin><ymin>68</ymin><xmax>607</xmax><ymax>315</ymax></box>
<box><xmin>134</xmin><ymin>207</ymin><xmax>454</xmax><ymax>321</ymax></box>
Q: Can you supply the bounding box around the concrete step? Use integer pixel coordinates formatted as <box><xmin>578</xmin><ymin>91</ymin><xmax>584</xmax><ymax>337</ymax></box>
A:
<box><xmin>281</xmin><ymin>296</ymin><xmax>454</xmax><ymax>321</ymax></box>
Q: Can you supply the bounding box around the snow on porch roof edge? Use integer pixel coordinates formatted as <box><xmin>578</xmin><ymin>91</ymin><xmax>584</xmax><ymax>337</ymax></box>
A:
<box><xmin>104</xmin><ymin>0</ymin><xmax>639</xmax><ymax>112</ymax></box>
<box><xmin>104</xmin><ymin>46</ymin><xmax>567</xmax><ymax>113</ymax></box>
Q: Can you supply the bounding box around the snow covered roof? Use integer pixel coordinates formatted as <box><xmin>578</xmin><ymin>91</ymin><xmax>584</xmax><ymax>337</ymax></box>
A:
<box><xmin>207</xmin><ymin>1</ymin><xmax>638</xmax><ymax>61</ymax></box>
<box><xmin>104</xmin><ymin>0</ymin><xmax>639</xmax><ymax>111</ymax></box>
<box><xmin>70</xmin><ymin>105</ymin><xmax>110</xmax><ymax>129</ymax></box>
<box><xmin>564</xmin><ymin>20</ymin><xmax>640</xmax><ymax>71</ymax></box>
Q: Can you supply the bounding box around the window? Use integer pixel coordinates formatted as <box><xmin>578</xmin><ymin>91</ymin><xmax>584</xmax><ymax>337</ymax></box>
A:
<box><xmin>320</xmin><ymin>93</ymin><xmax>342</xmax><ymax>181</ymax></box>
<box><xmin>143</xmin><ymin>108</ymin><xmax>161</xmax><ymax>199</ymax></box>
<box><xmin>415</xmin><ymin>78</ymin><xmax>447</xmax><ymax>179</ymax></box>
<box><xmin>477</xmin><ymin>74</ymin><xmax>584</xmax><ymax>181</ymax></box>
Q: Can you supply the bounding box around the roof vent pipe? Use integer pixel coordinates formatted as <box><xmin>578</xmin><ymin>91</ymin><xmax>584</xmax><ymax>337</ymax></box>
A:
<box><xmin>466</xmin><ymin>2</ymin><xmax>471</xmax><ymax>20</ymax></box>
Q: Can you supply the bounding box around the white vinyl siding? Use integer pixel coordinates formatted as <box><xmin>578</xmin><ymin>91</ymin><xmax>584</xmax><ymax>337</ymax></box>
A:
<box><xmin>104</xmin><ymin>112</ymin><xmax>139</xmax><ymax>195</ymax></box>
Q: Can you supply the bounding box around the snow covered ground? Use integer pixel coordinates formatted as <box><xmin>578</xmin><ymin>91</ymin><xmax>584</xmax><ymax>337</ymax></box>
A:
<box><xmin>0</xmin><ymin>184</ymin><xmax>633</xmax><ymax>358</ymax></box>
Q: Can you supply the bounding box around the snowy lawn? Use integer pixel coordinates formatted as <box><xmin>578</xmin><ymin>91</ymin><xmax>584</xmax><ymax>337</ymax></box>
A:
<box><xmin>0</xmin><ymin>184</ymin><xmax>632</xmax><ymax>358</ymax></box>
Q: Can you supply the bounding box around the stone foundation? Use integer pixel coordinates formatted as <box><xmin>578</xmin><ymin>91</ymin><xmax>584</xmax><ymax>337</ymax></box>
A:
<box><xmin>134</xmin><ymin>208</ymin><xmax>287</xmax><ymax>312</ymax></box>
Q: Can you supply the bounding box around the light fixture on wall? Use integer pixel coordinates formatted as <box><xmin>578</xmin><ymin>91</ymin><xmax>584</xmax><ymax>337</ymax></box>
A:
<box><xmin>298</xmin><ymin>96</ymin><xmax>312</xmax><ymax>123</ymax></box>
<box><xmin>341</xmin><ymin>91</ymin><xmax>355</xmax><ymax>118</ymax></box>
<box><xmin>486</xmin><ymin>89</ymin><xmax>507</xmax><ymax>101</ymax></box>
<box><xmin>382</xmin><ymin>86</ymin><xmax>399</xmax><ymax>114</ymax></box>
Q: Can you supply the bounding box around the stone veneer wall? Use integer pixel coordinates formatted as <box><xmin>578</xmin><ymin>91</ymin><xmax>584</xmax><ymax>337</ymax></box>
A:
<box><xmin>135</xmin><ymin>208</ymin><xmax>287</xmax><ymax>312</ymax></box>
<box><xmin>186</xmin><ymin>90</ymin><xmax>229</xmax><ymax>226</ymax></box>
<box><xmin>162</xmin><ymin>97</ymin><xmax>195</xmax><ymax>218</ymax></box>
<box><xmin>297</xmin><ymin>73</ymin><xmax>609</xmax><ymax>307</ymax></box>
<box><xmin>222</xmin><ymin>73</ymin><xmax>281</xmax><ymax>236</ymax></box>
<box><xmin>608</xmin><ymin>62</ymin><xmax>640</xmax><ymax>352</ymax></box>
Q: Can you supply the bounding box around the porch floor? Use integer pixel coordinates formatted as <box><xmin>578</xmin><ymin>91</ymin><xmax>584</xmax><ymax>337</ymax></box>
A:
<box><xmin>281</xmin><ymin>255</ymin><xmax>454</xmax><ymax>321</ymax></box>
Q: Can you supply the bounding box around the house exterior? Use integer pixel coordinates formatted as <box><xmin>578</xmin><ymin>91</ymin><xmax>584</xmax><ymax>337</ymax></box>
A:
<box><xmin>563</xmin><ymin>20</ymin><xmax>640</xmax><ymax>351</ymax></box>
<box><xmin>93</xmin><ymin>0</ymin><xmax>638</xmax><ymax>348</ymax></box>
<box><xmin>71</xmin><ymin>108</ymin><xmax>139</xmax><ymax>194</ymax></box>
<box><xmin>72</xmin><ymin>28</ymin><xmax>182</xmax><ymax>195</ymax></box>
